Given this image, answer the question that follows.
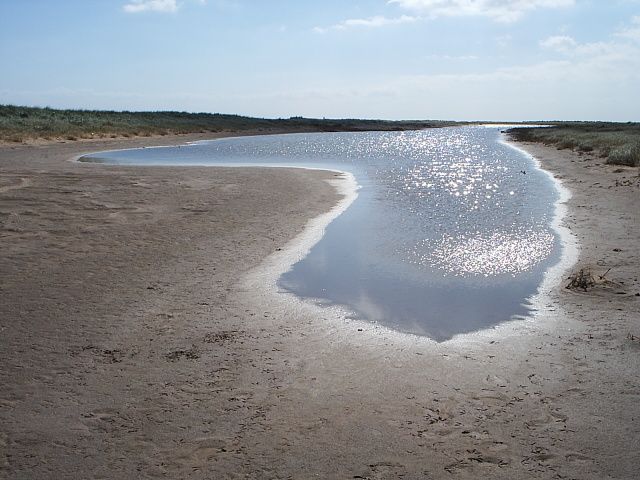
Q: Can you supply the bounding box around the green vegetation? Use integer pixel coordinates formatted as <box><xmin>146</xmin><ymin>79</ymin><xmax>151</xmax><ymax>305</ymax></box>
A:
<box><xmin>5</xmin><ymin>106</ymin><xmax>637</xmax><ymax>167</ymax></box>
<box><xmin>0</xmin><ymin>105</ymin><xmax>457</xmax><ymax>143</ymax></box>
<box><xmin>508</xmin><ymin>122</ymin><xmax>640</xmax><ymax>167</ymax></box>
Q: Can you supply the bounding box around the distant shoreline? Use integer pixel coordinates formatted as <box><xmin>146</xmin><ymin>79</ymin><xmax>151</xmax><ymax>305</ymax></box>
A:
<box><xmin>3</xmin><ymin>104</ymin><xmax>637</xmax><ymax>168</ymax></box>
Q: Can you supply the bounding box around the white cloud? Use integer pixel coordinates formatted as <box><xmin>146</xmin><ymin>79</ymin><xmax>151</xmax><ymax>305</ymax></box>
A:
<box><xmin>314</xmin><ymin>15</ymin><xmax>418</xmax><ymax>33</ymax></box>
<box><xmin>615</xmin><ymin>15</ymin><xmax>640</xmax><ymax>42</ymax></box>
<box><xmin>540</xmin><ymin>17</ymin><xmax>640</xmax><ymax>61</ymax></box>
<box><xmin>389</xmin><ymin>0</ymin><xmax>575</xmax><ymax>23</ymax></box>
<box><xmin>540</xmin><ymin>35</ymin><xmax>577</xmax><ymax>52</ymax></box>
<box><xmin>123</xmin><ymin>0</ymin><xmax>179</xmax><ymax>13</ymax></box>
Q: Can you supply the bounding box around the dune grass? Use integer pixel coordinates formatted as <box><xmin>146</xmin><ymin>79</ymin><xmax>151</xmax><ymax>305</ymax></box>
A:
<box><xmin>0</xmin><ymin>105</ymin><xmax>457</xmax><ymax>143</ymax></box>
<box><xmin>508</xmin><ymin>122</ymin><xmax>640</xmax><ymax>167</ymax></box>
<box><xmin>5</xmin><ymin>106</ymin><xmax>637</xmax><ymax>167</ymax></box>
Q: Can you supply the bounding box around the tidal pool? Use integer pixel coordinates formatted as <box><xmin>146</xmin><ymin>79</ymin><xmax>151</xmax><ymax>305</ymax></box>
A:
<box><xmin>84</xmin><ymin>126</ymin><xmax>561</xmax><ymax>341</ymax></box>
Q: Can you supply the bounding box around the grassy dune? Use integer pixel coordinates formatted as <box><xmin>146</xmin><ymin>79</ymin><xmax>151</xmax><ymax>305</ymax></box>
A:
<box><xmin>0</xmin><ymin>105</ymin><xmax>456</xmax><ymax>143</ymax></box>
<box><xmin>4</xmin><ymin>106</ymin><xmax>637</xmax><ymax>168</ymax></box>
<box><xmin>508</xmin><ymin>123</ymin><xmax>640</xmax><ymax>167</ymax></box>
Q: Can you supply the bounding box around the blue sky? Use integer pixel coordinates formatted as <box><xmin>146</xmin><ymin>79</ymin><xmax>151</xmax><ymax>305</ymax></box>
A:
<box><xmin>1</xmin><ymin>0</ymin><xmax>639</xmax><ymax>121</ymax></box>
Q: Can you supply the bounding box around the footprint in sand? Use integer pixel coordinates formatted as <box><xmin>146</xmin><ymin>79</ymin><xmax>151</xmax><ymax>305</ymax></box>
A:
<box><xmin>170</xmin><ymin>437</ymin><xmax>232</xmax><ymax>467</ymax></box>
<box><xmin>0</xmin><ymin>177</ymin><xmax>32</xmax><ymax>193</ymax></box>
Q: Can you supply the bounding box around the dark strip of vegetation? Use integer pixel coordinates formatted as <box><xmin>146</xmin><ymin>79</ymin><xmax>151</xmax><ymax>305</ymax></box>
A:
<box><xmin>508</xmin><ymin>122</ymin><xmax>640</xmax><ymax>167</ymax></box>
<box><xmin>0</xmin><ymin>105</ymin><xmax>458</xmax><ymax>143</ymax></box>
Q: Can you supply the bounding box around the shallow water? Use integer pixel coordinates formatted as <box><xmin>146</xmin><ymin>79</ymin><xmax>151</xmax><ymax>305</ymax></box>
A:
<box><xmin>85</xmin><ymin>127</ymin><xmax>561</xmax><ymax>341</ymax></box>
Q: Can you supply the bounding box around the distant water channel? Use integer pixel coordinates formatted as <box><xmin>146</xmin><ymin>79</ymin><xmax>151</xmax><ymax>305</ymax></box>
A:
<box><xmin>84</xmin><ymin>127</ymin><xmax>561</xmax><ymax>341</ymax></box>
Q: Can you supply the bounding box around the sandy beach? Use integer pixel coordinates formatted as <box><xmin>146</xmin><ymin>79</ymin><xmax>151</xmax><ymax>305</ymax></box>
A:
<box><xmin>1</xmin><ymin>134</ymin><xmax>639</xmax><ymax>479</ymax></box>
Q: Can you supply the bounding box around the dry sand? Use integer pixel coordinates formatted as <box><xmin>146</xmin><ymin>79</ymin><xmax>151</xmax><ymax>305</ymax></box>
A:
<box><xmin>1</xmin><ymin>134</ymin><xmax>639</xmax><ymax>479</ymax></box>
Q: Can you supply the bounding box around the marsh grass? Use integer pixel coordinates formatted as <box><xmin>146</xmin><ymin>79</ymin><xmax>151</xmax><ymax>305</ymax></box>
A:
<box><xmin>608</xmin><ymin>143</ymin><xmax>640</xmax><ymax>167</ymax></box>
<box><xmin>6</xmin><ymin>106</ymin><xmax>637</xmax><ymax>168</ymax></box>
<box><xmin>508</xmin><ymin>123</ymin><xmax>640</xmax><ymax>167</ymax></box>
<box><xmin>0</xmin><ymin>105</ymin><xmax>456</xmax><ymax>143</ymax></box>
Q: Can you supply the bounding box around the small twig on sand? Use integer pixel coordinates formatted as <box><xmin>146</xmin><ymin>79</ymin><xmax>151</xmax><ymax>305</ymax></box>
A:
<box><xmin>599</xmin><ymin>268</ymin><xmax>612</xmax><ymax>280</ymax></box>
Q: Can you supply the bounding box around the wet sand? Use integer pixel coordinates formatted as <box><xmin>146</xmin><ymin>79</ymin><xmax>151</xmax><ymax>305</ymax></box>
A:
<box><xmin>1</xmin><ymin>135</ymin><xmax>639</xmax><ymax>478</ymax></box>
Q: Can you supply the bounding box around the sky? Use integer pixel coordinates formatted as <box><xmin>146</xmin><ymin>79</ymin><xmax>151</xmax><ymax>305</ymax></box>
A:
<box><xmin>1</xmin><ymin>0</ymin><xmax>639</xmax><ymax>121</ymax></box>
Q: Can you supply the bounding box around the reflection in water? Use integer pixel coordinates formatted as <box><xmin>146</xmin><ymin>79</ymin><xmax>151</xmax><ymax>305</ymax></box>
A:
<box><xmin>85</xmin><ymin>127</ymin><xmax>561</xmax><ymax>341</ymax></box>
